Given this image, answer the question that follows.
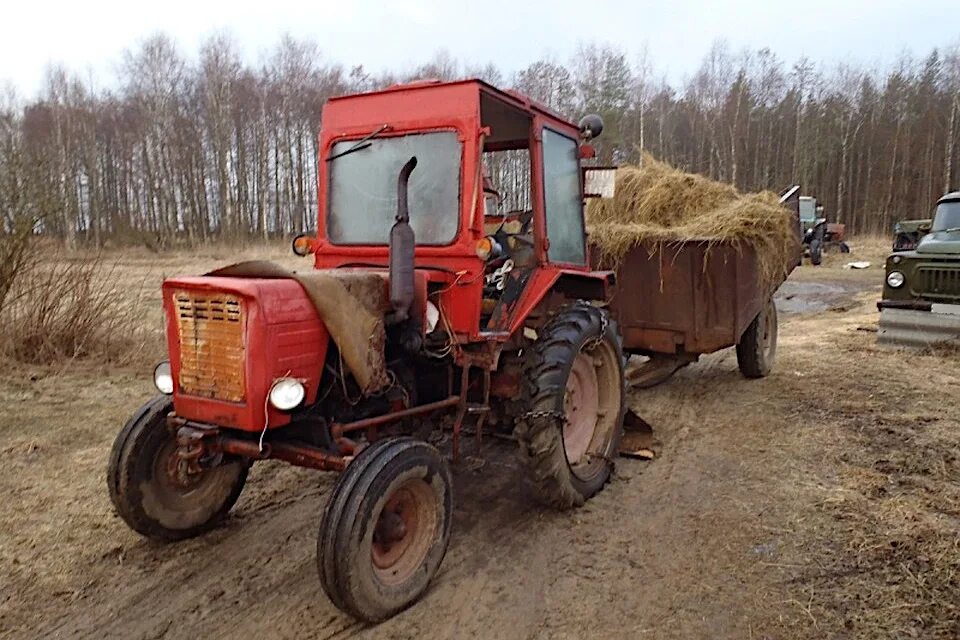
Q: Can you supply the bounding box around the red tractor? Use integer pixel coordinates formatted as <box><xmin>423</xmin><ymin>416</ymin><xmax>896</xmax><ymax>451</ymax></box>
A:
<box><xmin>108</xmin><ymin>79</ymin><xmax>630</xmax><ymax>621</ymax></box>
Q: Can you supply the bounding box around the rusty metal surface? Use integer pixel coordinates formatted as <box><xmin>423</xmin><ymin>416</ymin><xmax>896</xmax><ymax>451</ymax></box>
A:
<box><xmin>877</xmin><ymin>307</ymin><xmax>960</xmax><ymax>348</ymax></box>
<box><xmin>174</xmin><ymin>290</ymin><xmax>246</xmax><ymax>402</ymax></box>
<box><xmin>330</xmin><ymin>396</ymin><xmax>461</xmax><ymax>437</ymax></box>
<box><xmin>174</xmin><ymin>422</ymin><xmax>347</xmax><ymax>472</ymax></box>
<box><xmin>599</xmin><ymin>240</ymin><xmax>768</xmax><ymax>356</ymax></box>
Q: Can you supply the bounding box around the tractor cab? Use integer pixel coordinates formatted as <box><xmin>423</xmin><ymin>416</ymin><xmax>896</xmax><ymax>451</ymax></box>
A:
<box><xmin>310</xmin><ymin>79</ymin><xmax>612</xmax><ymax>341</ymax></box>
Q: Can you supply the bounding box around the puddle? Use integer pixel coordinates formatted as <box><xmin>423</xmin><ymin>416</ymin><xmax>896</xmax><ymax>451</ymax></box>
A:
<box><xmin>775</xmin><ymin>281</ymin><xmax>857</xmax><ymax>315</ymax></box>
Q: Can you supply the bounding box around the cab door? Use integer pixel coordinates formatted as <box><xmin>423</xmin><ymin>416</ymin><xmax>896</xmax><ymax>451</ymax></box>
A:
<box><xmin>541</xmin><ymin>127</ymin><xmax>587</xmax><ymax>267</ymax></box>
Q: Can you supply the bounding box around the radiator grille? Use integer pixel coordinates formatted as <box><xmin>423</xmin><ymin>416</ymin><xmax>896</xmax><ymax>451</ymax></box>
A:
<box><xmin>174</xmin><ymin>290</ymin><xmax>246</xmax><ymax>402</ymax></box>
<box><xmin>918</xmin><ymin>267</ymin><xmax>960</xmax><ymax>300</ymax></box>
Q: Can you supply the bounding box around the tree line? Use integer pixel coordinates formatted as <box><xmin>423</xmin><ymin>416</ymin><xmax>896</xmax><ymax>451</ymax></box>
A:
<box><xmin>1</xmin><ymin>34</ymin><xmax>959</xmax><ymax>249</ymax></box>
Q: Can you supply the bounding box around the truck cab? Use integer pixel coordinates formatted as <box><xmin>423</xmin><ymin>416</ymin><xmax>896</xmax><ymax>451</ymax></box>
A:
<box><xmin>878</xmin><ymin>191</ymin><xmax>960</xmax><ymax>346</ymax></box>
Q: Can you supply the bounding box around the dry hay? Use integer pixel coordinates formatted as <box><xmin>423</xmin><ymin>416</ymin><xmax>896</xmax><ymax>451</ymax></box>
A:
<box><xmin>587</xmin><ymin>154</ymin><xmax>800</xmax><ymax>287</ymax></box>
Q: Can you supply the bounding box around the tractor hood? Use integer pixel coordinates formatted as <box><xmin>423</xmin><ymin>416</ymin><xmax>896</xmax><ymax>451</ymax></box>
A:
<box><xmin>206</xmin><ymin>261</ymin><xmax>391</xmax><ymax>394</ymax></box>
<box><xmin>916</xmin><ymin>231</ymin><xmax>960</xmax><ymax>255</ymax></box>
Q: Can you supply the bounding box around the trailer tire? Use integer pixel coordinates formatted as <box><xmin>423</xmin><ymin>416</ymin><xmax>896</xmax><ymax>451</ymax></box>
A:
<box><xmin>107</xmin><ymin>395</ymin><xmax>248</xmax><ymax>541</ymax></box>
<box><xmin>317</xmin><ymin>437</ymin><xmax>452</xmax><ymax>622</ymax></box>
<box><xmin>516</xmin><ymin>301</ymin><xmax>626</xmax><ymax>509</ymax></box>
<box><xmin>736</xmin><ymin>298</ymin><xmax>778</xmax><ymax>379</ymax></box>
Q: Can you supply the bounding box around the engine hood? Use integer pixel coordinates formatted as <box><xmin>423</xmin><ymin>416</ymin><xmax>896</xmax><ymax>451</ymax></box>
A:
<box><xmin>916</xmin><ymin>231</ymin><xmax>960</xmax><ymax>254</ymax></box>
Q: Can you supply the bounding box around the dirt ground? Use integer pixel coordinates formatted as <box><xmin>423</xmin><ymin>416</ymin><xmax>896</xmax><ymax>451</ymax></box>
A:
<box><xmin>1</xmin><ymin>238</ymin><xmax>958</xmax><ymax>639</ymax></box>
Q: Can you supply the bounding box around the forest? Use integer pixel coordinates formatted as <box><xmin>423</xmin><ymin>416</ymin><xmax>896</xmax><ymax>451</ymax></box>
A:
<box><xmin>1</xmin><ymin>33</ymin><xmax>958</xmax><ymax>248</ymax></box>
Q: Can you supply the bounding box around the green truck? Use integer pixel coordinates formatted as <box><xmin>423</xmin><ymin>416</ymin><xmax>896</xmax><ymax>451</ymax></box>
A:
<box><xmin>878</xmin><ymin>191</ymin><xmax>960</xmax><ymax>347</ymax></box>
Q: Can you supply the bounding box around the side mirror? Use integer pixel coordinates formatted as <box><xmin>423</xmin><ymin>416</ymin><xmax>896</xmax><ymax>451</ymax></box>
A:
<box><xmin>579</xmin><ymin>114</ymin><xmax>604</xmax><ymax>140</ymax></box>
<box><xmin>291</xmin><ymin>234</ymin><xmax>314</xmax><ymax>257</ymax></box>
<box><xmin>583</xmin><ymin>166</ymin><xmax>617</xmax><ymax>199</ymax></box>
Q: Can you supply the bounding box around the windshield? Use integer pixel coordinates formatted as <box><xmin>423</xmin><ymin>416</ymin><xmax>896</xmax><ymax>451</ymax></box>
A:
<box><xmin>799</xmin><ymin>198</ymin><xmax>816</xmax><ymax>222</ymax></box>
<box><xmin>326</xmin><ymin>131</ymin><xmax>462</xmax><ymax>245</ymax></box>
<box><xmin>932</xmin><ymin>201</ymin><xmax>960</xmax><ymax>232</ymax></box>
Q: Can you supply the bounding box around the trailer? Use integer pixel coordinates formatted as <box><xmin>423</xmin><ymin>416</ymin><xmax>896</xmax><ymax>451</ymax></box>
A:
<box><xmin>596</xmin><ymin>188</ymin><xmax>802</xmax><ymax>387</ymax></box>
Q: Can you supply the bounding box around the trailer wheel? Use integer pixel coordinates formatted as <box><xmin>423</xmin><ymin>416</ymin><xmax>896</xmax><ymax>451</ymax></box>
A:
<box><xmin>317</xmin><ymin>437</ymin><xmax>452</xmax><ymax>622</ymax></box>
<box><xmin>107</xmin><ymin>395</ymin><xmax>248</xmax><ymax>541</ymax></box>
<box><xmin>516</xmin><ymin>301</ymin><xmax>626</xmax><ymax>509</ymax></box>
<box><xmin>736</xmin><ymin>298</ymin><xmax>778</xmax><ymax>379</ymax></box>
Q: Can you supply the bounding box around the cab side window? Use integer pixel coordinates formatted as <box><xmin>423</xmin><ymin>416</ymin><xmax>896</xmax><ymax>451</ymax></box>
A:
<box><xmin>542</xmin><ymin>128</ymin><xmax>586</xmax><ymax>265</ymax></box>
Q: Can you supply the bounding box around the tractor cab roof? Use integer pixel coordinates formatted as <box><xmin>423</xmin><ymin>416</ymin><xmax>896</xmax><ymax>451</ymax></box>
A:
<box><xmin>321</xmin><ymin>78</ymin><xmax>580</xmax><ymax>149</ymax></box>
<box><xmin>938</xmin><ymin>191</ymin><xmax>960</xmax><ymax>204</ymax></box>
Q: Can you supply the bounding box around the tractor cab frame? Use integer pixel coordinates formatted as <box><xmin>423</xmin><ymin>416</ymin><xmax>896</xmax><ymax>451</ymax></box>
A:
<box><xmin>311</xmin><ymin>79</ymin><xmax>613</xmax><ymax>341</ymax></box>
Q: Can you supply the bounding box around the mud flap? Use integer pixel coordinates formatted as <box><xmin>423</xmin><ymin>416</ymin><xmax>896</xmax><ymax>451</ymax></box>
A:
<box><xmin>619</xmin><ymin>410</ymin><xmax>657</xmax><ymax>460</ymax></box>
<box><xmin>877</xmin><ymin>307</ymin><xmax>960</xmax><ymax>348</ymax></box>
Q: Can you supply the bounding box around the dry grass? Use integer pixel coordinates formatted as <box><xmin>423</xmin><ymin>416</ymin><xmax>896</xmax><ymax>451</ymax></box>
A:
<box><xmin>587</xmin><ymin>155</ymin><xmax>800</xmax><ymax>287</ymax></box>
<box><xmin>0</xmin><ymin>254</ymin><xmax>157</xmax><ymax>365</ymax></box>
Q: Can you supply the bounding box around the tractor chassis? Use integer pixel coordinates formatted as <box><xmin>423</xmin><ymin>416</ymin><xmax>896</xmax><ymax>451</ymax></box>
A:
<box><xmin>171</xmin><ymin>350</ymin><xmax>501</xmax><ymax>478</ymax></box>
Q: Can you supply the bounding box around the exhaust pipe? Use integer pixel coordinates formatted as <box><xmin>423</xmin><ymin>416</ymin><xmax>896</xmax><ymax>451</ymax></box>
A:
<box><xmin>389</xmin><ymin>156</ymin><xmax>417</xmax><ymax>322</ymax></box>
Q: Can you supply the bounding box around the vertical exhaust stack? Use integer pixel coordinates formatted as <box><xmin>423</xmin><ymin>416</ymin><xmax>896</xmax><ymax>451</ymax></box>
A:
<box><xmin>389</xmin><ymin>156</ymin><xmax>418</xmax><ymax>322</ymax></box>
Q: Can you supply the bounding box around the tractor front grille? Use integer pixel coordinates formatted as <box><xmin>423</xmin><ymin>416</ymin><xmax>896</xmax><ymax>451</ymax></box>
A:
<box><xmin>917</xmin><ymin>267</ymin><xmax>960</xmax><ymax>300</ymax></box>
<box><xmin>173</xmin><ymin>290</ymin><xmax>246</xmax><ymax>402</ymax></box>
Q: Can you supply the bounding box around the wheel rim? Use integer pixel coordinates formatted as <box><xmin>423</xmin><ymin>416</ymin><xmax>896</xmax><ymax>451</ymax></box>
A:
<box><xmin>562</xmin><ymin>336</ymin><xmax>621</xmax><ymax>480</ymax></box>
<box><xmin>761</xmin><ymin>300</ymin><xmax>778</xmax><ymax>363</ymax></box>
<box><xmin>371</xmin><ymin>478</ymin><xmax>438</xmax><ymax>586</ymax></box>
<box><xmin>150</xmin><ymin>437</ymin><xmax>241</xmax><ymax>515</ymax></box>
<box><xmin>564</xmin><ymin>353</ymin><xmax>600</xmax><ymax>465</ymax></box>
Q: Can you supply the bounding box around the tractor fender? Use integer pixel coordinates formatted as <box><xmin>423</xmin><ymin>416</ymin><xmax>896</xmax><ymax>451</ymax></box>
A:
<box><xmin>504</xmin><ymin>267</ymin><xmax>614</xmax><ymax>336</ymax></box>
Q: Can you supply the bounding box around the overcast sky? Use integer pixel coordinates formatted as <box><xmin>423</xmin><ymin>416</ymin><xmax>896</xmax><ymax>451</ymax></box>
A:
<box><xmin>2</xmin><ymin>0</ymin><xmax>957</xmax><ymax>97</ymax></box>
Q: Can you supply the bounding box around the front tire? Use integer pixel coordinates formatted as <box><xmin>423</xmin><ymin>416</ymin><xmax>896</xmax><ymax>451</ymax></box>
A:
<box><xmin>516</xmin><ymin>301</ymin><xmax>626</xmax><ymax>509</ymax></box>
<box><xmin>317</xmin><ymin>437</ymin><xmax>452</xmax><ymax>622</ymax></box>
<box><xmin>107</xmin><ymin>395</ymin><xmax>248</xmax><ymax>541</ymax></box>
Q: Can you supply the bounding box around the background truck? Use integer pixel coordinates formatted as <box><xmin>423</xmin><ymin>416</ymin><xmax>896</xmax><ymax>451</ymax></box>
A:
<box><xmin>106</xmin><ymin>79</ymin><xmax>799</xmax><ymax>623</ymax></box>
<box><xmin>878</xmin><ymin>191</ymin><xmax>960</xmax><ymax>347</ymax></box>
<box><xmin>892</xmin><ymin>218</ymin><xmax>933</xmax><ymax>252</ymax></box>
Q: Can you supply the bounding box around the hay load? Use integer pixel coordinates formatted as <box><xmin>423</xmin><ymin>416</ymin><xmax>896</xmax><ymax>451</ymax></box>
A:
<box><xmin>587</xmin><ymin>155</ymin><xmax>799</xmax><ymax>287</ymax></box>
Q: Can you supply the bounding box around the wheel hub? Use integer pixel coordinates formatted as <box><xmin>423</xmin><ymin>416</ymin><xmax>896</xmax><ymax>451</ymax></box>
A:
<box><xmin>371</xmin><ymin>478</ymin><xmax>438</xmax><ymax>586</ymax></box>
<box><xmin>563</xmin><ymin>352</ymin><xmax>601</xmax><ymax>465</ymax></box>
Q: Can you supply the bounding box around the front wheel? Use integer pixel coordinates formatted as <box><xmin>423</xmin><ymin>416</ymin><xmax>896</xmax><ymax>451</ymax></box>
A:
<box><xmin>516</xmin><ymin>301</ymin><xmax>626</xmax><ymax>509</ymax></box>
<box><xmin>736</xmin><ymin>298</ymin><xmax>778</xmax><ymax>378</ymax></box>
<box><xmin>107</xmin><ymin>395</ymin><xmax>248</xmax><ymax>541</ymax></box>
<box><xmin>317</xmin><ymin>437</ymin><xmax>452</xmax><ymax>622</ymax></box>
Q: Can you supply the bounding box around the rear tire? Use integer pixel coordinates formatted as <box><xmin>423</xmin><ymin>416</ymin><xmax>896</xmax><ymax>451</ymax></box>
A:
<box><xmin>107</xmin><ymin>395</ymin><xmax>248</xmax><ymax>541</ymax></box>
<box><xmin>515</xmin><ymin>301</ymin><xmax>626</xmax><ymax>509</ymax></box>
<box><xmin>809</xmin><ymin>239</ymin><xmax>823</xmax><ymax>265</ymax></box>
<box><xmin>736</xmin><ymin>298</ymin><xmax>778</xmax><ymax>378</ymax></box>
<box><xmin>317</xmin><ymin>437</ymin><xmax>452</xmax><ymax>622</ymax></box>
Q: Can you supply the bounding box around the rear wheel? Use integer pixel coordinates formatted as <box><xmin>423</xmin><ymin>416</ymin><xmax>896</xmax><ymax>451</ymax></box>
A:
<box><xmin>107</xmin><ymin>395</ymin><xmax>248</xmax><ymax>541</ymax></box>
<box><xmin>809</xmin><ymin>239</ymin><xmax>823</xmax><ymax>265</ymax></box>
<box><xmin>516</xmin><ymin>301</ymin><xmax>626</xmax><ymax>509</ymax></box>
<box><xmin>736</xmin><ymin>298</ymin><xmax>778</xmax><ymax>378</ymax></box>
<box><xmin>317</xmin><ymin>437</ymin><xmax>452</xmax><ymax>622</ymax></box>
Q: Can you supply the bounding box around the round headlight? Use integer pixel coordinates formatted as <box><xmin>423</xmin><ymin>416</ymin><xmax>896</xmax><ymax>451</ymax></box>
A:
<box><xmin>269</xmin><ymin>378</ymin><xmax>305</xmax><ymax>411</ymax></box>
<box><xmin>153</xmin><ymin>361</ymin><xmax>173</xmax><ymax>395</ymax></box>
<box><xmin>886</xmin><ymin>271</ymin><xmax>905</xmax><ymax>288</ymax></box>
<box><xmin>425</xmin><ymin>301</ymin><xmax>440</xmax><ymax>333</ymax></box>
